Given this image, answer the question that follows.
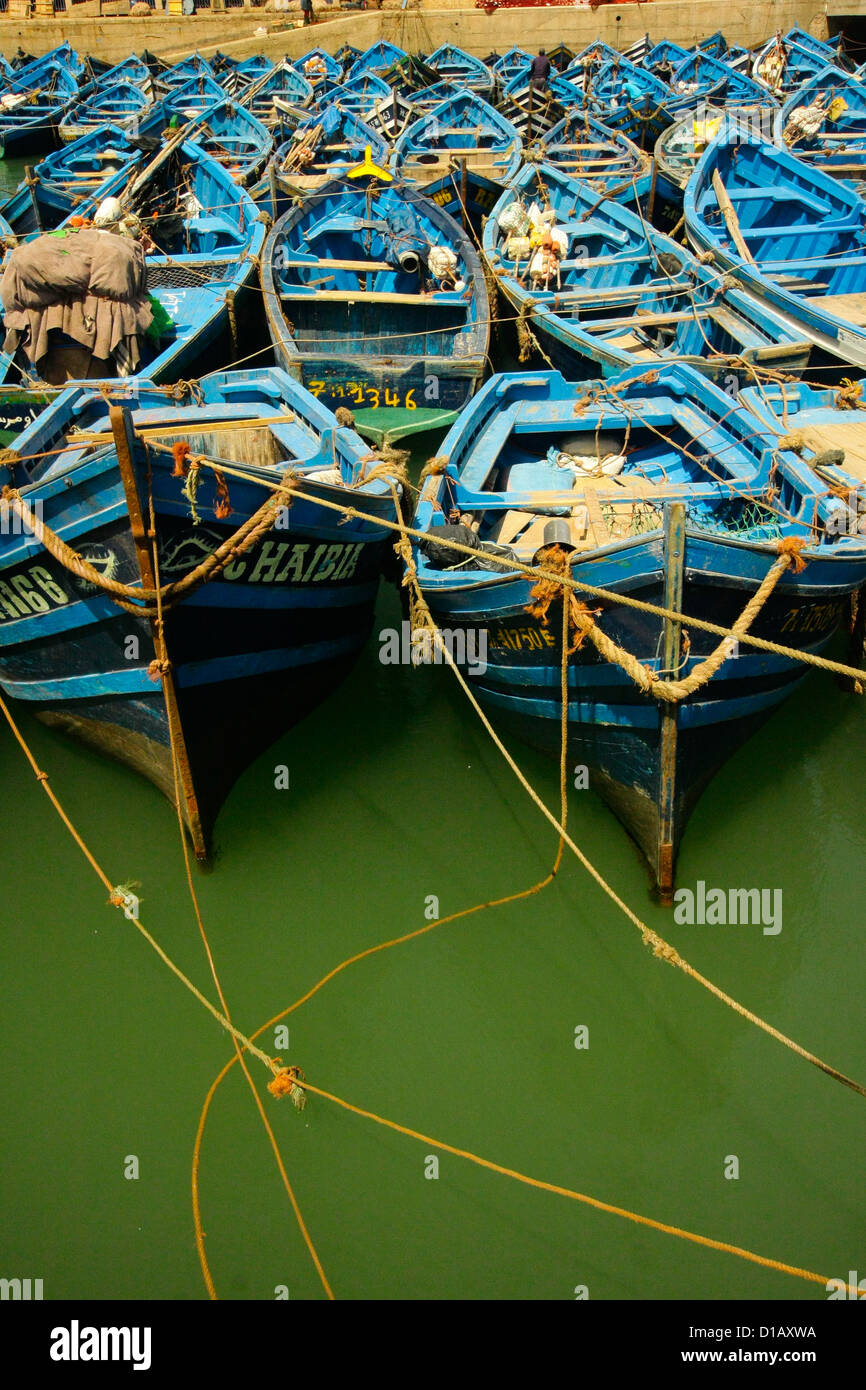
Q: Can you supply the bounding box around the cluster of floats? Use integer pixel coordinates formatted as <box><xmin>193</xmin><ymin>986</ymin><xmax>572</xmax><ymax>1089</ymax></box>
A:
<box><xmin>1</xmin><ymin>28</ymin><xmax>865</xmax><ymax>894</ymax></box>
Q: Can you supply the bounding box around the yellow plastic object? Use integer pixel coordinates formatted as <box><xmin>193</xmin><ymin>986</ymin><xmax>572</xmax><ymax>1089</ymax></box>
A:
<box><xmin>692</xmin><ymin>116</ymin><xmax>722</xmax><ymax>152</ymax></box>
<box><xmin>347</xmin><ymin>146</ymin><xmax>393</xmax><ymax>182</ymax></box>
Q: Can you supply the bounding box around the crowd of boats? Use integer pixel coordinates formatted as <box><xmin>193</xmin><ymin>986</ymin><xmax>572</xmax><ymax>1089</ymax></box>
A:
<box><xmin>0</xmin><ymin>27</ymin><xmax>865</xmax><ymax>892</ymax></box>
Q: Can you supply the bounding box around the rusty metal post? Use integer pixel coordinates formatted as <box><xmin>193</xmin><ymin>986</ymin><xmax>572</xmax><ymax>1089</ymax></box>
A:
<box><xmin>24</xmin><ymin>166</ymin><xmax>43</xmax><ymax>232</ymax></box>
<box><xmin>109</xmin><ymin>406</ymin><xmax>207</xmax><ymax>860</ymax></box>
<box><xmin>657</xmin><ymin>501</ymin><xmax>686</xmax><ymax>902</ymax></box>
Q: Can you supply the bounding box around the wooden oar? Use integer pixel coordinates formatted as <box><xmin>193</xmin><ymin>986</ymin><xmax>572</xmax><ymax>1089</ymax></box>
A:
<box><xmin>711</xmin><ymin>168</ymin><xmax>757</xmax><ymax>267</ymax></box>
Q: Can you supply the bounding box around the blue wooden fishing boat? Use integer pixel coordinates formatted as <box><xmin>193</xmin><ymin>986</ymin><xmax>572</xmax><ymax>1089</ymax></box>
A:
<box><xmin>426</xmin><ymin>45</ymin><xmax>495</xmax><ymax>97</ymax></box>
<box><xmin>322</xmin><ymin>72</ymin><xmax>393</xmax><ymax>119</ymax></box>
<box><xmin>0</xmin><ymin>137</ymin><xmax>266</xmax><ymax>389</ymax></box>
<box><xmin>347</xmin><ymin>41</ymin><xmax>408</xmax><ymax>82</ymax></box>
<box><xmin>226</xmin><ymin>55</ymin><xmax>274</xmax><ymax>95</ymax></box>
<box><xmin>391</xmin><ymin>79</ymin><xmax>466</xmax><ymax>116</ymax></box>
<box><xmin>644</xmin><ymin>40</ymin><xmax>693</xmax><ymax>80</ymax></box>
<box><xmin>785</xmin><ymin>26</ymin><xmax>847</xmax><ymax>66</ymax></box>
<box><xmin>0</xmin><ymin>367</ymin><xmax>401</xmax><ymax>857</ymax></box>
<box><xmin>584</xmin><ymin>58</ymin><xmax>674</xmax><ymax>149</ymax></box>
<box><xmin>547</xmin><ymin>44</ymin><xmax>575</xmax><ymax>74</ymax></box>
<box><xmin>491</xmin><ymin>47</ymin><xmax>533</xmax><ymax>85</ymax></box>
<box><xmin>484</xmin><ymin>162</ymin><xmax>811</xmax><ymax>382</ymax></box>
<box><xmin>376</xmin><ymin>53</ymin><xmax>441</xmax><ymax>102</ymax></box>
<box><xmin>14</xmin><ymin>43</ymin><xmax>86</xmax><ymax>82</ymax></box>
<box><xmin>293</xmin><ymin>49</ymin><xmax>342</xmax><ymax>88</ymax></box>
<box><xmin>163</xmin><ymin>74</ymin><xmax>227</xmax><ymax>122</ymax></box>
<box><xmin>274</xmin><ymin>106</ymin><xmax>388</xmax><ymax>196</ymax></box>
<box><xmin>362</xmin><ymin>87</ymin><xmax>417</xmax><ymax>143</ymax></box>
<box><xmin>92</xmin><ymin>56</ymin><xmax>154</xmax><ymax>90</ymax></box>
<box><xmin>408</xmin><ymin>363</ymin><xmax>866</xmax><ymax>891</ymax></box>
<box><xmin>539</xmin><ymin>109</ymin><xmax>653</xmax><ymax>202</ymax></box>
<box><xmin>566</xmin><ymin>41</ymin><xmax>622</xmax><ymax>77</ymax></box>
<box><xmin>654</xmin><ymin>105</ymin><xmax>775</xmax><ymax>196</ymax></box>
<box><xmin>695</xmin><ymin>31</ymin><xmax>731</xmax><ymax>59</ymax></box>
<box><xmin>667</xmin><ymin>52</ymin><xmax>771</xmax><ymax>114</ymax></box>
<box><xmin>158</xmin><ymin>54</ymin><xmax>217</xmax><ymax>90</ymax></box>
<box><xmin>261</xmin><ymin>167</ymin><xmax>489</xmax><ymax>442</ymax></box>
<box><xmin>751</xmin><ymin>34</ymin><xmax>833</xmax><ymax>95</ymax></box>
<box><xmin>0</xmin><ymin>107</ymin><xmax>168</xmax><ymax>235</ymax></box>
<box><xmin>685</xmin><ymin>129</ymin><xmax>866</xmax><ymax>368</ymax></box>
<box><xmin>500</xmin><ymin>69</ymin><xmax>582</xmax><ymax>139</ymax></box>
<box><xmin>0</xmin><ymin>57</ymin><xmax>80</xmax><ymax>158</ymax></box>
<box><xmin>776</xmin><ymin>64</ymin><xmax>866</xmax><ymax>192</ymax></box>
<box><xmin>241</xmin><ymin>61</ymin><xmax>313</xmax><ymax>127</ymax></box>
<box><xmin>58</xmin><ymin>80</ymin><xmax>157</xmax><ymax>145</ymax></box>
<box><xmin>392</xmin><ymin>89</ymin><xmax>522</xmax><ymax>194</ymax></box>
<box><xmin>182</xmin><ymin>99</ymin><xmax>274</xmax><ymax>187</ymax></box>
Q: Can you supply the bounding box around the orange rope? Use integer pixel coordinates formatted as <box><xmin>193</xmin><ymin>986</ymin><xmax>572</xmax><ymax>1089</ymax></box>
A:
<box><xmin>146</xmin><ymin>473</ymin><xmax>333</xmax><ymax>1302</ymax></box>
<box><xmin>296</xmin><ymin>1077</ymin><xmax>857</xmax><ymax>1295</ymax></box>
<box><xmin>190</xmin><ymin>589</ymin><xmax>573</xmax><ymax>1298</ymax></box>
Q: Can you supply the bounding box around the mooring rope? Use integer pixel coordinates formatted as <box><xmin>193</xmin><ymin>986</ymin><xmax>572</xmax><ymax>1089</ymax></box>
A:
<box><xmin>0</xmin><ymin>432</ymin><xmax>862</xmax><ymax>1308</ymax></box>
<box><xmin>144</xmin><ymin>468</ymin><xmax>334</xmax><ymax>1302</ymax></box>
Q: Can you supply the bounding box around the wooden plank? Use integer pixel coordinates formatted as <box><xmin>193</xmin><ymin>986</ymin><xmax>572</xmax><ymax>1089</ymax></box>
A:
<box><xmin>712</xmin><ymin>168</ymin><xmax>757</xmax><ymax>268</ymax></box>
<box><xmin>582</xmin><ymin>309</ymin><xmax>701</xmax><ymax>331</ymax></box>
<box><xmin>582</xmin><ymin>487</ymin><xmax>610</xmax><ymax>546</ymax></box>
<box><xmin>282</xmin><ymin>258</ymin><xmax>394</xmax><ymax>272</ymax></box>
<box><xmin>798</xmin><ymin>422</ymin><xmax>866</xmax><ymax>480</ymax></box>
<box><xmin>280</xmin><ymin>288</ymin><xmax>465</xmax><ymax>305</ymax></box>
<box><xmin>805</xmin><ymin>292</ymin><xmax>866</xmax><ymax>327</ymax></box>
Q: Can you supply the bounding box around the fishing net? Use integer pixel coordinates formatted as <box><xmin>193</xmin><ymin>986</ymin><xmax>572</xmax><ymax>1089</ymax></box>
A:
<box><xmin>686</xmin><ymin>499</ymin><xmax>783</xmax><ymax>541</ymax></box>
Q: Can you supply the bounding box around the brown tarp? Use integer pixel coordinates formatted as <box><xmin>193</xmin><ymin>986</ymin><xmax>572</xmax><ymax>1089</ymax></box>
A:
<box><xmin>1</xmin><ymin>227</ymin><xmax>154</xmax><ymax>375</ymax></box>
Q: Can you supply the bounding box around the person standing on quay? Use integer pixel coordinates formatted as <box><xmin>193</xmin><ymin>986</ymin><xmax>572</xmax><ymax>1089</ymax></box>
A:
<box><xmin>530</xmin><ymin>48</ymin><xmax>551</xmax><ymax>91</ymax></box>
<box><xmin>300</xmin><ymin>0</ymin><xmax>314</xmax><ymax>24</ymax></box>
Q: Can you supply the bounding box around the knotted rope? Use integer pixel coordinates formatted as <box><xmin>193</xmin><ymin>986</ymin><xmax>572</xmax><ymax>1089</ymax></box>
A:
<box><xmin>527</xmin><ymin>538</ymin><xmax>808</xmax><ymax>703</ymax></box>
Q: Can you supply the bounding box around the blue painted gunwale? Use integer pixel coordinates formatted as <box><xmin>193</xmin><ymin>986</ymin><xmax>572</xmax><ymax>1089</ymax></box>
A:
<box><xmin>483</xmin><ymin>162</ymin><xmax>812</xmax><ymax>381</ymax></box>
<box><xmin>261</xmin><ymin>171</ymin><xmax>489</xmax><ymax>421</ymax></box>
<box><xmin>58</xmin><ymin>81</ymin><xmax>156</xmax><ymax>145</ymax></box>
<box><xmin>0</xmin><ymin>141</ymin><xmax>266</xmax><ymax>392</ymax></box>
<box><xmin>182</xmin><ymin>99</ymin><xmax>275</xmax><ymax>187</ymax></box>
<box><xmin>239</xmin><ymin>61</ymin><xmax>314</xmax><ymax>127</ymax></box>
<box><xmin>274</xmin><ymin>108</ymin><xmax>388</xmax><ymax>196</ymax></box>
<box><xmin>582</xmin><ymin>57</ymin><xmax>674</xmax><ymax>149</ymax></box>
<box><xmin>392</xmin><ymin>88</ymin><xmax>523</xmax><ymax>190</ymax></box>
<box><xmin>426</xmin><ymin>45</ymin><xmax>495</xmax><ymax>97</ymax></box>
<box><xmin>0</xmin><ymin>59</ymin><xmax>80</xmax><ymax>158</ymax></box>
<box><xmin>685</xmin><ymin>129</ymin><xmax>866</xmax><ymax>367</ymax></box>
<box><xmin>539</xmin><ymin>109</ymin><xmax>653</xmax><ymax>201</ymax></box>
<box><xmin>346</xmin><ymin>41</ymin><xmax>409</xmax><ymax>82</ymax></box>
<box><xmin>408</xmin><ymin>365</ymin><xmax>866</xmax><ymax>882</ymax></box>
<box><xmin>0</xmin><ymin>367</ymin><xmax>400</xmax><ymax>851</ymax></box>
<box><xmin>667</xmin><ymin>51</ymin><xmax>774</xmax><ymax>114</ymax></box>
<box><xmin>775</xmin><ymin>64</ymin><xmax>866</xmax><ymax>192</ymax></box>
<box><xmin>292</xmin><ymin>49</ymin><xmax>342</xmax><ymax>86</ymax></box>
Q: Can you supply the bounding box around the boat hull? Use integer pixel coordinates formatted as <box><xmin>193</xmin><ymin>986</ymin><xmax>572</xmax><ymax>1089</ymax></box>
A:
<box><xmin>420</xmin><ymin>541</ymin><xmax>861</xmax><ymax>890</ymax></box>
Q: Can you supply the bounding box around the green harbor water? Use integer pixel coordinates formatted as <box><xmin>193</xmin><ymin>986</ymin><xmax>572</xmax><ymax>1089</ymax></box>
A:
<box><xmin>0</xmin><ymin>157</ymin><xmax>864</xmax><ymax>1304</ymax></box>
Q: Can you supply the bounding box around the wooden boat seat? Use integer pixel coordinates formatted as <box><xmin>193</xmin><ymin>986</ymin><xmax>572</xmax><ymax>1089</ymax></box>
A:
<box><xmin>601</xmin><ymin>331</ymin><xmax>659</xmax><ymax>359</ymax></box>
<box><xmin>805</xmin><ymin>292</ymin><xmax>866</xmax><ymax>325</ymax></box>
<box><xmin>797</xmin><ymin>421</ymin><xmax>866</xmax><ymax>480</ymax></box>
<box><xmin>768</xmin><ymin>273</ymin><xmax>829</xmax><ymax>292</ymax></box>
<box><xmin>280</xmin><ymin>287</ymin><xmax>468</xmax><ymax>305</ymax></box>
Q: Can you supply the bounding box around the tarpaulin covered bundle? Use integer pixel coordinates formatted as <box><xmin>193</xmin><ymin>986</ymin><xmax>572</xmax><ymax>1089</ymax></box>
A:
<box><xmin>0</xmin><ymin>228</ymin><xmax>154</xmax><ymax>375</ymax></box>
